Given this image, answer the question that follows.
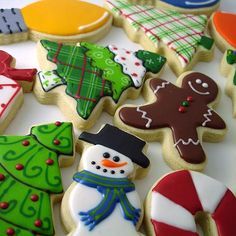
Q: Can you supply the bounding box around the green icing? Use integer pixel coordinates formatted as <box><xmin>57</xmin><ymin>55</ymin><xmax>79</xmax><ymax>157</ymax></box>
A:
<box><xmin>40</xmin><ymin>40</ymin><xmax>166</xmax><ymax>119</ymax></box>
<box><xmin>81</xmin><ymin>42</ymin><xmax>132</xmax><ymax>101</ymax></box>
<box><xmin>0</xmin><ymin>165</ymin><xmax>53</xmax><ymax>235</ymax></box>
<box><xmin>199</xmin><ymin>36</ymin><xmax>214</xmax><ymax>50</ymax></box>
<box><xmin>31</xmin><ymin>122</ymin><xmax>73</xmax><ymax>155</ymax></box>
<box><xmin>233</xmin><ymin>71</ymin><xmax>236</xmax><ymax>86</ymax></box>
<box><xmin>136</xmin><ymin>50</ymin><xmax>166</xmax><ymax>73</ymax></box>
<box><xmin>226</xmin><ymin>49</ymin><xmax>236</xmax><ymax>65</ymax></box>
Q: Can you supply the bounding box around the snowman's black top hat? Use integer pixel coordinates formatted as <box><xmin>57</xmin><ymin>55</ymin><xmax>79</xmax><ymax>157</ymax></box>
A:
<box><xmin>79</xmin><ymin>124</ymin><xmax>150</xmax><ymax>168</ymax></box>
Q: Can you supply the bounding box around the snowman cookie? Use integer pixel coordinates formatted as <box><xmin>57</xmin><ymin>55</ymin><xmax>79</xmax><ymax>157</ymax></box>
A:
<box><xmin>128</xmin><ymin>0</ymin><xmax>220</xmax><ymax>15</ymax></box>
<box><xmin>34</xmin><ymin>40</ymin><xmax>166</xmax><ymax>129</ymax></box>
<box><xmin>0</xmin><ymin>50</ymin><xmax>37</xmax><ymax>134</ymax></box>
<box><xmin>61</xmin><ymin>124</ymin><xmax>150</xmax><ymax>236</ymax></box>
<box><xmin>114</xmin><ymin>72</ymin><xmax>226</xmax><ymax>171</ymax></box>
<box><xmin>0</xmin><ymin>121</ymin><xmax>75</xmax><ymax>235</ymax></box>
<box><xmin>105</xmin><ymin>0</ymin><xmax>214</xmax><ymax>76</ymax></box>
<box><xmin>145</xmin><ymin>170</ymin><xmax>236</xmax><ymax>236</ymax></box>
<box><xmin>0</xmin><ymin>0</ymin><xmax>112</xmax><ymax>45</ymax></box>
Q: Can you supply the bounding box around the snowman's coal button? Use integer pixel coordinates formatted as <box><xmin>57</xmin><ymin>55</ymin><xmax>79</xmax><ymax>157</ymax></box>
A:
<box><xmin>113</xmin><ymin>156</ymin><xmax>120</xmax><ymax>162</ymax></box>
<box><xmin>103</xmin><ymin>152</ymin><xmax>110</xmax><ymax>158</ymax></box>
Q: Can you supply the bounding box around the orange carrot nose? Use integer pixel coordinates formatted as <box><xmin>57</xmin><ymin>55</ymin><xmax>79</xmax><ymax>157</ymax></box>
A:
<box><xmin>101</xmin><ymin>159</ymin><xmax>127</xmax><ymax>168</ymax></box>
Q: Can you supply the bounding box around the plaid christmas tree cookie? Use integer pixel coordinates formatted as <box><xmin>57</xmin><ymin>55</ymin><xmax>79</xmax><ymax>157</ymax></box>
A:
<box><xmin>34</xmin><ymin>40</ymin><xmax>166</xmax><ymax>129</ymax></box>
<box><xmin>105</xmin><ymin>0</ymin><xmax>214</xmax><ymax>76</ymax></box>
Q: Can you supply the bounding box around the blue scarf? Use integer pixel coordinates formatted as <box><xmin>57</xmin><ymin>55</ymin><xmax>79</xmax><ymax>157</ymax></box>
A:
<box><xmin>73</xmin><ymin>170</ymin><xmax>141</xmax><ymax>231</ymax></box>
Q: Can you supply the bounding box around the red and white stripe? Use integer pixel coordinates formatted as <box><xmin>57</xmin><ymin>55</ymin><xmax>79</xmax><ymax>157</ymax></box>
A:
<box><xmin>149</xmin><ymin>170</ymin><xmax>236</xmax><ymax>236</ymax></box>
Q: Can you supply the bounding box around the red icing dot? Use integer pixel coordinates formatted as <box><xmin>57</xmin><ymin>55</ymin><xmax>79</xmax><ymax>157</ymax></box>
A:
<box><xmin>187</xmin><ymin>96</ymin><xmax>193</xmax><ymax>102</ymax></box>
<box><xmin>121</xmin><ymin>57</ymin><xmax>126</xmax><ymax>60</ymax></box>
<box><xmin>16</xmin><ymin>164</ymin><xmax>24</xmax><ymax>170</ymax></box>
<box><xmin>34</xmin><ymin>219</ymin><xmax>42</xmax><ymax>227</ymax></box>
<box><xmin>53</xmin><ymin>139</ymin><xmax>60</xmax><ymax>145</ymax></box>
<box><xmin>55</xmin><ymin>121</ymin><xmax>62</xmax><ymax>126</ymax></box>
<box><xmin>0</xmin><ymin>202</ymin><xmax>9</xmax><ymax>209</ymax></box>
<box><xmin>46</xmin><ymin>159</ymin><xmax>54</xmax><ymax>165</ymax></box>
<box><xmin>1</xmin><ymin>103</ymin><xmax>5</xmax><ymax>108</ymax></box>
<box><xmin>178</xmin><ymin>106</ymin><xmax>186</xmax><ymax>113</ymax></box>
<box><xmin>135</xmin><ymin>62</ymin><xmax>140</xmax><ymax>66</ymax></box>
<box><xmin>0</xmin><ymin>86</ymin><xmax>3</xmax><ymax>89</ymax></box>
<box><xmin>0</xmin><ymin>173</ymin><xmax>5</xmax><ymax>181</ymax></box>
<box><xmin>22</xmin><ymin>140</ymin><xmax>30</xmax><ymax>146</ymax></box>
<box><xmin>131</xmin><ymin>73</ymin><xmax>138</xmax><ymax>77</ymax></box>
<box><xmin>52</xmin><ymin>58</ymin><xmax>57</xmax><ymax>63</ymax></box>
<box><xmin>113</xmin><ymin>47</ymin><xmax>118</xmax><ymax>50</ymax></box>
<box><xmin>31</xmin><ymin>194</ymin><xmax>39</xmax><ymax>202</ymax></box>
<box><xmin>126</xmin><ymin>51</ymin><xmax>131</xmax><ymax>54</ymax></box>
<box><xmin>6</xmin><ymin>228</ymin><xmax>15</xmax><ymax>236</ymax></box>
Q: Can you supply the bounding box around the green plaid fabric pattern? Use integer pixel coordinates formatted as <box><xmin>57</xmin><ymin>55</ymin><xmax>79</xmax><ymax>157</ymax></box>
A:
<box><xmin>106</xmin><ymin>0</ymin><xmax>207</xmax><ymax>67</ymax></box>
<box><xmin>41</xmin><ymin>40</ymin><xmax>112</xmax><ymax>119</ymax></box>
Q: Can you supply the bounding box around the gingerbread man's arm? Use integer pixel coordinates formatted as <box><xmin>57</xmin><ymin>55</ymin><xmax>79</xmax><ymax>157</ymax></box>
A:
<box><xmin>201</xmin><ymin>108</ymin><xmax>226</xmax><ymax>130</ymax></box>
<box><xmin>149</xmin><ymin>78</ymin><xmax>177</xmax><ymax>96</ymax></box>
<box><xmin>171</xmin><ymin>125</ymin><xmax>206</xmax><ymax>164</ymax></box>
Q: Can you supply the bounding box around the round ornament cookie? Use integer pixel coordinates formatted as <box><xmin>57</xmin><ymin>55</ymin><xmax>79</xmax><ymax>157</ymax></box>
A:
<box><xmin>105</xmin><ymin>0</ymin><xmax>214</xmax><ymax>76</ymax></box>
<box><xmin>0</xmin><ymin>122</ymin><xmax>75</xmax><ymax>235</ymax></box>
<box><xmin>34</xmin><ymin>40</ymin><xmax>166</xmax><ymax>129</ymax></box>
<box><xmin>114</xmin><ymin>72</ymin><xmax>226</xmax><ymax>171</ymax></box>
<box><xmin>61</xmin><ymin>124</ymin><xmax>149</xmax><ymax>236</ymax></box>
<box><xmin>0</xmin><ymin>0</ymin><xmax>112</xmax><ymax>45</ymax></box>
<box><xmin>145</xmin><ymin>170</ymin><xmax>236</xmax><ymax>236</ymax></box>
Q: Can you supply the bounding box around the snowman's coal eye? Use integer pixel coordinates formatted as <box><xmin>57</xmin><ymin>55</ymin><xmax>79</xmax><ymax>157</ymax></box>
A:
<box><xmin>113</xmin><ymin>156</ymin><xmax>120</xmax><ymax>162</ymax></box>
<box><xmin>103</xmin><ymin>152</ymin><xmax>110</xmax><ymax>158</ymax></box>
<box><xmin>196</xmin><ymin>79</ymin><xmax>202</xmax><ymax>84</ymax></box>
<box><xmin>202</xmin><ymin>83</ymin><xmax>208</xmax><ymax>88</ymax></box>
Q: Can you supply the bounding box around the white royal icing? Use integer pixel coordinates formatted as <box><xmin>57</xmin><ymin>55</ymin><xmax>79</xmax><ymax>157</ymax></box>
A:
<box><xmin>154</xmin><ymin>81</ymin><xmax>170</xmax><ymax>94</ymax></box>
<box><xmin>188</xmin><ymin>81</ymin><xmax>210</xmax><ymax>95</ymax></box>
<box><xmin>108</xmin><ymin>45</ymin><xmax>146</xmax><ymax>87</ymax></box>
<box><xmin>136</xmin><ymin>106</ymin><xmax>152</xmax><ymax>128</ymax></box>
<box><xmin>150</xmin><ymin>191</ymin><xmax>197</xmax><ymax>232</ymax></box>
<box><xmin>191</xmin><ymin>171</ymin><xmax>227</xmax><ymax>214</ymax></box>
<box><xmin>202</xmin><ymin>109</ymin><xmax>213</xmax><ymax>127</ymax></box>
<box><xmin>174</xmin><ymin>138</ymin><xmax>200</xmax><ymax>147</ymax></box>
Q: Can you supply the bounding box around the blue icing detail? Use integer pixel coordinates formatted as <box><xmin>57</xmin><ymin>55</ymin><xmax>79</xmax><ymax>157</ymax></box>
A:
<box><xmin>0</xmin><ymin>8</ymin><xmax>27</xmax><ymax>34</ymax></box>
<box><xmin>160</xmin><ymin>0</ymin><xmax>219</xmax><ymax>9</ymax></box>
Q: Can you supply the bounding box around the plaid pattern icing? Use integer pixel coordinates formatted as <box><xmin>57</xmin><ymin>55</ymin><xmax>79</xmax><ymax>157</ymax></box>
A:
<box><xmin>106</xmin><ymin>0</ymin><xmax>208</xmax><ymax>67</ymax></box>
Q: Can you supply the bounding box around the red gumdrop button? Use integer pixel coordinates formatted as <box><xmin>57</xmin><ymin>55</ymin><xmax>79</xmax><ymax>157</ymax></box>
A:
<box><xmin>6</xmin><ymin>228</ymin><xmax>15</xmax><ymax>236</ymax></box>
<box><xmin>30</xmin><ymin>194</ymin><xmax>39</xmax><ymax>202</ymax></box>
<box><xmin>34</xmin><ymin>219</ymin><xmax>42</xmax><ymax>227</ymax></box>
<box><xmin>0</xmin><ymin>202</ymin><xmax>9</xmax><ymax>209</ymax></box>
<box><xmin>46</xmin><ymin>159</ymin><xmax>54</xmax><ymax>165</ymax></box>
<box><xmin>53</xmin><ymin>139</ymin><xmax>60</xmax><ymax>145</ymax></box>
<box><xmin>22</xmin><ymin>140</ymin><xmax>30</xmax><ymax>146</ymax></box>
<box><xmin>55</xmin><ymin>121</ymin><xmax>62</xmax><ymax>126</ymax></box>
<box><xmin>0</xmin><ymin>173</ymin><xmax>5</xmax><ymax>181</ymax></box>
<box><xmin>178</xmin><ymin>106</ymin><xmax>186</xmax><ymax>113</ymax></box>
<box><xmin>16</xmin><ymin>164</ymin><xmax>24</xmax><ymax>170</ymax></box>
<box><xmin>187</xmin><ymin>96</ymin><xmax>193</xmax><ymax>102</ymax></box>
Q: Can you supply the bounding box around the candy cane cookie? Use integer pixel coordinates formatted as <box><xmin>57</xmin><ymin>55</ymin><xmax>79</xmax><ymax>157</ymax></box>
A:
<box><xmin>145</xmin><ymin>170</ymin><xmax>236</xmax><ymax>236</ymax></box>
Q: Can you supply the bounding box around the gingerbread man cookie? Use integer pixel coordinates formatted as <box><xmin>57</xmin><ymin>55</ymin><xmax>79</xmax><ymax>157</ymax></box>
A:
<box><xmin>115</xmin><ymin>72</ymin><xmax>226</xmax><ymax>171</ymax></box>
<box><xmin>105</xmin><ymin>0</ymin><xmax>214</xmax><ymax>76</ymax></box>
<box><xmin>145</xmin><ymin>170</ymin><xmax>236</xmax><ymax>236</ymax></box>
<box><xmin>61</xmin><ymin>124</ymin><xmax>149</xmax><ymax>236</ymax></box>
<box><xmin>0</xmin><ymin>121</ymin><xmax>75</xmax><ymax>235</ymax></box>
<box><xmin>0</xmin><ymin>0</ymin><xmax>112</xmax><ymax>45</ymax></box>
<box><xmin>34</xmin><ymin>40</ymin><xmax>166</xmax><ymax>129</ymax></box>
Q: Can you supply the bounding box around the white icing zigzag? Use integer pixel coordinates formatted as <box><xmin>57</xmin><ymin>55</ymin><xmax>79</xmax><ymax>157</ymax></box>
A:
<box><xmin>202</xmin><ymin>109</ymin><xmax>213</xmax><ymax>127</ymax></box>
<box><xmin>154</xmin><ymin>81</ymin><xmax>170</xmax><ymax>94</ymax></box>
<box><xmin>136</xmin><ymin>107</ymin><xmax>152</xmax><ymax>128</ymax></box>
<box><xmin>174</xmin><ymin>138</ymin><xmax>200</xmax><ymax>147</ymax></box>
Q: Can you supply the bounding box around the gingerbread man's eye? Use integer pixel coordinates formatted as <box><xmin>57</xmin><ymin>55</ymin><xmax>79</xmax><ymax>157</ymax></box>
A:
<box><xmin>202</xmin><ymin>83</ymin><xmax>208</xmax><ymax>88</ymax></box>
<box><xmin>196</xmin><ymin>79</ymin><xmax>202</xmax><ymax>84</ymax></box>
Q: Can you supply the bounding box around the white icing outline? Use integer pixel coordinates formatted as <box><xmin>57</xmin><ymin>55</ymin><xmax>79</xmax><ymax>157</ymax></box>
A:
<box><xmin>202</xmin><ymin>109</ymin><xmax>212</xmax><ymax>127</ymax></box>
<box><xmin>136</xmin><ymin>107</ymin><xmax>152</xmax><ymax>128</ymax></box>
<box><xmin>188</xmin><ymin>81</ymin><xmax>210</xmax><ymax>95</ymax></box>
<box><xmin>154</xmin><ymin>81</ymin><xmax>170</xmax><ymax>94</ymax></box>
<box><xmin>185</xmin><ymin>0</ymin><xmax>217</xmax><ymax>6</ymax></box>
<box><xmin>174</xmin><ymin>138</ymin><xmax>200</xmax><ymax>147</ymax></box>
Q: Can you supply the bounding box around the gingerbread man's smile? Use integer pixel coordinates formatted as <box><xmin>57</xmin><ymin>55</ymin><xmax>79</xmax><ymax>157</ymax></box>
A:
<box><xmin>188</xmin><ymin>80</ymin><xmax>210</xmax><ymax>95</ymax></box>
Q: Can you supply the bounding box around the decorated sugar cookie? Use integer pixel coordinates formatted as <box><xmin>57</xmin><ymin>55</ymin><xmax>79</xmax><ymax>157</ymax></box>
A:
<box><xmin>209</xmin><ymin>12</ymin><xmax>236</xmax><ymax>52</ymax></box>
<box><xmin>34</xmin><ymin>40</ymin><xmax>166</xmax><ymax>129</ymax></box>
<box><xmin>61</xmin><ymin>124</ymin><xmax>149</xmax><ymax>236</ymax></box>
<box><xmin>0</xmin><ymin>0</ymin><xmax>112</xmax><ymax>45</ymax></box>
<box><xmin>221</xmin><ymin>50</ymin><xmax>236</xmax><ymax>117</ymax></box>
<box><xmin>115</xmin><ymin>72</ymin><xmax>226</xmax><ymax>171</ymax></box>
<box><xmin>105</xmin><ymin>0</ymin><xmax>214</xmax><ymax>76</ymax></box>
<box><xmin>128</xmin><ymin>0</ymin><xmax>220</xmax><ymax>15</ymax></box>
<box><xmin>0</xmin><ymin>122</ymin><xmax>75</xmax><ymax>235</ymax></box>
<box><xmin>145</xmin><ymin>170</ymin><xmax>236</xmax><ymax>236</ymax></box>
